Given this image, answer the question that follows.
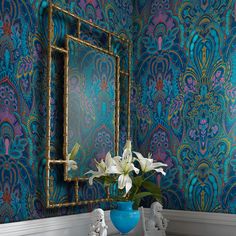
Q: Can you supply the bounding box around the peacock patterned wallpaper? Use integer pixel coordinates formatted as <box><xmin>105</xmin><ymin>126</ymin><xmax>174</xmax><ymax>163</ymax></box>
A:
<box><xmin>1</xmin><ymin>0</ymin><xmax>236</xmax><ymax>224</ymax></box>
<box><xmin>132</xmin><ymin>0</ymin><xmax>236</xmax><ymax>213</ymax></box>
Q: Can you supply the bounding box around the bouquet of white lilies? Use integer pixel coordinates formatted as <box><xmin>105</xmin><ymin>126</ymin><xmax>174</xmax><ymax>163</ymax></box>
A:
<box><xmin>85</xmin><ymin>140</ymin><xmax>167</xmax><ymax>208</ymax></box>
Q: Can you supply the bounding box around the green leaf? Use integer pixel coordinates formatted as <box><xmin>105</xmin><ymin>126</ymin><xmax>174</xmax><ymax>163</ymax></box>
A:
<box><xmin>133</xmin><ymin>191</ymin><xmax>153</xmax><ymax>201</ymax></box>
<box><xmin>133</xmin><ymin>176</ymin><xmax>143</xmax><ymax>187</ymax></box>
<box><xmin>142</xmin><ymin>181</ymin><xmax>161</xmax><ymax>199</ymax></box>
<box><xmin>129</xmin><ymin>176</ymin><xmax>144</xmax><ymax>200</ymax></box>
<box><xmin>132</xmin><ymin>192</ymin><xmax>153</xmax><ymax>210</ymax></box>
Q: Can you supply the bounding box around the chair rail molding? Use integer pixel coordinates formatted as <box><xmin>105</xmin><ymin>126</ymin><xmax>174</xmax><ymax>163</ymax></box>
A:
<box><xmin>0</xmin><ymin>209</ymin><xmax>236</xmax><ymax>236</ymax></box>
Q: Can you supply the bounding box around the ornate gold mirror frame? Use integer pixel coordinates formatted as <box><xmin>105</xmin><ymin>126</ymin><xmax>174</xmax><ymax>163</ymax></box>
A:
<box><xmin>46</xmin><ymin>2</ymin><xmax>132</xmax><ymax>208</ymax></box>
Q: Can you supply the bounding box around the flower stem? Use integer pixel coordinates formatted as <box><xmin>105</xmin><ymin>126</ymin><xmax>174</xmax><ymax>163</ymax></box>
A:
<box><xmin>143</xmin><ymin>171</ymin><xmax>155</xmax><ymax>182</ymax></box>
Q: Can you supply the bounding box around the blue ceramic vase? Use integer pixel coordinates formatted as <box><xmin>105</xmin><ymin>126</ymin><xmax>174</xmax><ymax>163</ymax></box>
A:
<box><xmin>110</xmin><ymin>201</ymin><xmax>140</xmax><ymax>234</ymax></box>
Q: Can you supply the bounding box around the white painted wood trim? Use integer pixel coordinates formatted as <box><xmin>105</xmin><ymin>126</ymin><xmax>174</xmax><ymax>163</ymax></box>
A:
<box><xmin>0</xmin><ymin>209</ymin><xmax>236</xmax><ymax>236</ymax></box>
<box><xmin>0</xmin><ymin>212</ymin><xmax>92</xmax><ymax>236</ymax></box>
<box><xmin>162</xmin><ymin>209</ymin><xmax>236</xmax><ymax>236</ymax></box>
<box><xmin>0</xmin><ymin>211</ymin><xmax>110</xmax><ymax>236</ymax></box>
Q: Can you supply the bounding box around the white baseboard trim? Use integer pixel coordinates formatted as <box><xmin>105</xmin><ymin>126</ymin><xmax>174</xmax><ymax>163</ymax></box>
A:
<box><xmin>0</xmin><ymin>209</ymin><xmax>236</xmax><ymax>236</ymax></box>
<box><xmin>162</xmin><ymin>209</ymin><xmax>236</xmax><ymax>236</ymax></box>
<box><xmin>0</xmin><ymin>211</ymin><xmax>118</xmax><ymax>236</ymax></box>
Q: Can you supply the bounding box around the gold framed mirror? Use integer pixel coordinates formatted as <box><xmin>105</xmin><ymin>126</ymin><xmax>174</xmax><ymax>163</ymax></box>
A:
<box><xmin>46</xmin><ymin>2</ymin><xmax>132</xmax><ymax>208</ymax></box>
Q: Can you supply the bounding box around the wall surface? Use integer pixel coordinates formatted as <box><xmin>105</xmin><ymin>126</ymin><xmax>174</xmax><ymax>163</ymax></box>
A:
<box><xmin>1</xmin><ymin>0</ymin><xmax>236</xmax><ymax>225</ymax></box>
<box><xmin>0</xmin><ymin>0</ymin><xmax>133</xmax><ymax>223</ymax></box>
<box><xmin>132</xmin><ymin>0</ymin><xmax>236</xmax><ymax>213</ymax></box>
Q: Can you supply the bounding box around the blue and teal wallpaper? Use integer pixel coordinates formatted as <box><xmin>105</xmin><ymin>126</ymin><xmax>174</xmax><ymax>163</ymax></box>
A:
<box><xmin>1</xmin><ymin>0</ymin><xmax>236</xmax><ymax>224</ymax></box>
<box><xmin>132</xmin><ymin>0</ymin><xmax>236</xmax><ymax>213</ymax></box>
<box><xmin>0</xmin><ymin>0</ymin><xmax>132</xmax><ymax>223</ymax></box>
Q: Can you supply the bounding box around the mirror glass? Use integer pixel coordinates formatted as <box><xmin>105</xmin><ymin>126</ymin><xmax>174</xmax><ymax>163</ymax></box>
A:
<box><xmin>66</xmin><ymin>37</ymin><xmax>119</xmax><ymax>180</ymax></box>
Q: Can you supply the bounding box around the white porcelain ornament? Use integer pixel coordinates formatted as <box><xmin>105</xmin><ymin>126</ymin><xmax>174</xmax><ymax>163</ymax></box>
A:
<box><xmin>145</xmin><ymin>202</ymin><xmax>168</xmax><ymax>236</ymax></box>
<box><xmin>88</xmin><ymin>208</ymin><xmax>108</xmax><ymax>236</ymax></box>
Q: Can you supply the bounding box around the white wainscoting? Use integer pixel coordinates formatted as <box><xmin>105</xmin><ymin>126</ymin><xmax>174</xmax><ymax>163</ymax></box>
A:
<box><xmin>0</xmin><ymin>209</ymin><xmax>236</xmax><ymax>236</ymax></box>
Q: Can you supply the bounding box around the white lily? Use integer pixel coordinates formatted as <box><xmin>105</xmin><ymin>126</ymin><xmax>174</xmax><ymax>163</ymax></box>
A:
<box><xmin>68</xmin><ymin>159</ymin><xmax>78</xmax><ymax>171</ymax></box>
<box><xmin>133</xmin><ymin>152</ymin><xmax>167</xmax><ymax>175</ymax></box>
<box><xmin>85</xmin><ymin>152</ymin><xmax>114</xmax><ymax>185</ymax></box>
<box><xmin>122</xmin><ymin>139</ymin><xmax>132</xmax><ymax>160</ymax></box>
<box><xmin>67</xmin><ymin>143</ymin><xmax>80</xmax><ymax>171</ymax></box>
<box><xmin>110</xmin><ymin>149</ymin><xmax>139</xmax><ymax>195</ymax></box>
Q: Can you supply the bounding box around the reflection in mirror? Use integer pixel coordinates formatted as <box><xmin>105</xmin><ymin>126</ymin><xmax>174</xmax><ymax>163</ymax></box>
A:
<box><xmin>80</xmin><ymin>23</ymin><xmax>108</xmax><ymax>49</ymax></box>
<box><xmin>52</xmin><ymin>11</ymin><xmax>77</xmax><ymax>47</ymax></box>
<box><xmin>112</xmin><ymin>37</ymin><xmax>128</xmax><ymax>72</ymax></box>
<box><xmin>50</xmin><ymin>51</ymin><xmax>64</xmax><ymax>160</ymax></box>
<box><xmin>65</xmin><ymin>36</ymin><xmax>119</xmax><ymax>180</ymax></box>
<box><xmin>119</xmin><ymin>74</ymin><xmax>129</xmax><ymax>151</ymax></box>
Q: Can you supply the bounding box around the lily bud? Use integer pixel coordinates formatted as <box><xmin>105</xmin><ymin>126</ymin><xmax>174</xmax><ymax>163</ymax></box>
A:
<box><xmin>125</xmin><ymin>139</ymin><xmax>132</xmax><ymax>151</ymax></box>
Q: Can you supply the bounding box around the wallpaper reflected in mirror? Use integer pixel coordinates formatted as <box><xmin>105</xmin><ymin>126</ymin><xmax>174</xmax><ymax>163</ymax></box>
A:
<box><xmin>67</xmin><ymin>38</ymin><xmax>118</xmax><ymax>179</ymax></box>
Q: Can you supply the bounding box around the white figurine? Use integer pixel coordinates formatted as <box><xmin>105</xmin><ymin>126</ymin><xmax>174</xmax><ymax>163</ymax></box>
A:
<box><xmin>145</xmin><ymin>202</ymin><xmax>168</xmax><ymax>236</ymax></box>
<box><xmin>88</xmin><ymin>208</ymin><xmax>108</xmax><ymax>236</ymax></box>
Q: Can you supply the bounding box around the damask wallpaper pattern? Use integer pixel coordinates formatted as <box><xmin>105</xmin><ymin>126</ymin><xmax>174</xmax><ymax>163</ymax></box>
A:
<box><xmin>0</xmin><ymin>0</ymin><xmax>132</xmax><ymax>223</ymax></box>
<box><xmin>132</xmin><ymin>0</ymin><xmax>236</xmax><ymax>213</ymax></box>
<box><xmin>1</xmin><ymin>0</ymin><xmax>236</xmax><ymax>224</ymax></box>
